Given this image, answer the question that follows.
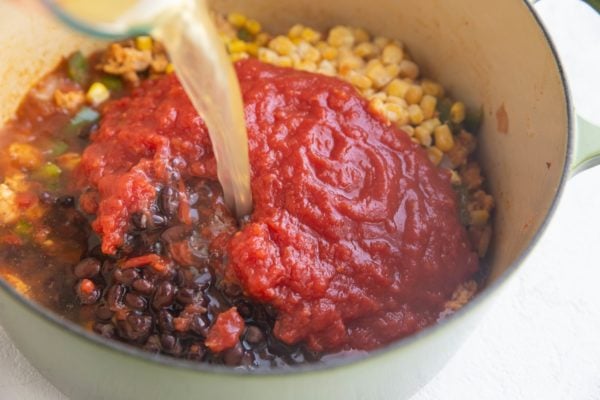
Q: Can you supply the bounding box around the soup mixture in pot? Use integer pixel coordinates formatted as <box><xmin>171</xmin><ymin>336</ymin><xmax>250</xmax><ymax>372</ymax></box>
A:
<box><xmin>0</xmin><ymin>15</ymin><xmax>493</xmax><ymax>368</ymax></box>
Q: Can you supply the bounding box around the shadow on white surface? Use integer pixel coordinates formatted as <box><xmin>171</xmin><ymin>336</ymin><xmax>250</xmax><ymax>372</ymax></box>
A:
<box><xmin>0</xmin><ymin>0</ymin><xmax>599</xmax><ymax>399</ymax></box>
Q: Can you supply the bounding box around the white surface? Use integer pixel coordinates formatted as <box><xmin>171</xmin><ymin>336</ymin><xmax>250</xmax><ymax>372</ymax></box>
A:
<box><xmin>1</xmin><ymin>1</ymin><xmax>600</xmax><ymax>399</ymax></box>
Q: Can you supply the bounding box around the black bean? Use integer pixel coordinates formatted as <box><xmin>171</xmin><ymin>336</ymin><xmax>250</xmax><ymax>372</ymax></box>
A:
<box><xmin>76</xmin><ymin>280</ymin><xmax>101</xmax><ymax>305</ymax></box>
<box><xmin>114</xmin><ymin>268</ymin><xmax>140</xmax><ymax>285</ymax></box>
<box><xmin>160</xmin><ymin>334</ymin><xmax>183</xmax><ymax>356</ymax></box>
<box><xmin>190</xmin><ymin>314</ymin><xmax>210</xmax><ymax>337</ymax></box>
<box><xmin>244</xmin><ymin>326</ymin><xmax>265</xmax><ymax>345</ymax></box>
<box><xmin>95</xmin><ymin>303</ymin><xmax>114</xmax><ymax>321</ymax></box>
<box><xmin>57</xmin><ymin>196</ymin><xmax>75</xmax><ymax>208</ymax></box>
<box><xmin>131</xmin><ymin>212</ymin><xmax>148</xmax><ymax>230</ymax></box>
<box><xmin>132</xmin><ymin>278</ymin><xmax>154</xmax><ymax>295</ymax></box>
<box><xmin>101</xmin><ymin>260</ymin><xmax>116</xmax><ymax>282</ymax></box>
<box><xmin>159</xmin><ymin>186</ymin><xmax>179</xmax><ymax>218</ymax></box>
<box><xmin>152</xmin><ymin>281</ymin><xmax>175</xmax><ymax>310</ymax></box>
<box><xmin>125</xmin><ymin>293</ymin><xmax>148</xmax><ymax>310</ymax></box>
<box><xmin>151</xmin><ymin>214</ymin><xmax>166</xmax><ymax>227</ymax></box>
<box><xmin>221</xmin><ymin>283</ymin><xmax>242</xmax><ymax>298</ymax></box>
<box><xmin>106</xmin><ymin>283</ymin><xmax>125</xmax><ymax>310</ymax></box>
<box><xmin>160</xmin><ymin>225</ymin><xmax>191</xmax><ymax>245</ymax></box>
<box><xmin>93</xmin><ymin>323</ymin><xmax>115</xmax><ymax>338</ymax></box>
<box><xmin>175</xmin><ymin>287</ymin><xmax>195</xmax><ymax>305</ymax></box>
<box><xmin>186</xmin><ymin>343</ymin><xmax>206</xmax><ymax>361</ymax></box>
<box><xmin>39</xmin><ymin>191</ymin><xmax>57</xmax><ymax>205</ymax></box>
<box><xmin>194</xmin><ymin>268</ymin><xmax>213</xmax><ymax>289</ymax></box>
<box><xmin>235</xmin><ymin>300</ymin><xmax>253</xmax><ymax>319</ymax></box>
<box><xmin>239</xmin><ymin>351</ymin><xmax>255</xmax><ymax>367</ymax></box>
<box><xmin>144</xmin><ymin>335</ymin><xmax>162</xmax><ymax>353</ymax></box>
<box><xmin>223</xmin><ymin>343</ymin><xmax>244</xmax><ymax>366</ymax></box>
<box><xmin>117</xmin><ymin>313</ymin><xmax>152</xmax><ymax>342</ymax></box>
<box><xmin>157</xmin><ymin>310</ymin><xmax>174</xmax><ymax>333</ymax></box>
<box><xmin>160</xmin><ymin>334</ymin><xmax>176</xmax><ymax>351</ymax></box>
<box><xmin>74</xmin><ymin>258</ymin><xmax>101</xmax><ymax>279</ymax></box>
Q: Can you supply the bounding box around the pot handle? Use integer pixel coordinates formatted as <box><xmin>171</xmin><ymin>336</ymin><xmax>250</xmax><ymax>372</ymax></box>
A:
<box><xmin>570</xmin><ymin>115</ymin><xmax>600</xmax><ymax>176</ymax></box>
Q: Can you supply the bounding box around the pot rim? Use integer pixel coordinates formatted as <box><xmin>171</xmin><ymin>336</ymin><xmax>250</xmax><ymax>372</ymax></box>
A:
<box><xmin>0</xmin><ymin>0</ymin><xmax>573</xmax><ymax>378</ymax></box>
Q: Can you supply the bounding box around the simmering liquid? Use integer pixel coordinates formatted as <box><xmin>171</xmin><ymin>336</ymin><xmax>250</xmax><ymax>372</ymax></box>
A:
<box><xmin>53</xmin><ymin>0</ymin><xmax>253</xmax><ymax>217</ymax></box>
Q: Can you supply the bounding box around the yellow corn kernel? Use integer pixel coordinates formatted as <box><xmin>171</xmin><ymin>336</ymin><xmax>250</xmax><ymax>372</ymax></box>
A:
<box><xmin>353</xmin><ymin>28</ymin><xmax>370</xmax><ymax>43</ymax></box>
<box><xmin>135</xmin><ymin>36</ymin><xmax>153</xmax><ymax>51</ymax></box>
<box><xmin>434</xmin><ymin>124</ymin><xmax>455</xmax><ymax>152</ymax></box>
<box><xmin>362</xmin><ymin>88</ymin><xmax>375</xmax><ymax>98</ymax></box>
<box><xmin>405</xmin><ymin>85</ymin><xmax>424</xmax><ymax>105</ymax></box>
<box><xmin>227</xmin><ymin>12</ymin><xmax>247</xmax><ymax>28</ymax></box>
<box><xmin>365</xmin><ymin>60</ymin><xmax>394</xmax><ymax>88</ymax></box>
<box><xmin>386</xmin><ymin>95</ymin><xmax>407</xmax><ymax>108</ymax></box>
<box><xmin>420</xmin><ymin>118</ymin><xmax>442</xmax><ymax>133</ymax></box>
<box><xmin>8</xmin><ymin>143</ymin><xmax>42</xmax><ymax>170</ymax></box>
<box><xmin>328</xmin><ymin>26</ymin><xmax>355</xmax><ymax>47</ymax></box>
<box><xmin>3</xmin><ymin>273</ymin><xmax>30</xmax><ymax>295</ymax></box>
<box><xmin>295</xmin><ymin>60</ymin><xmax>317</xmax><ymax>72</ymax></box>
<box><xmin>382</xmin><ymin>43</ymin><xmax>404</xmax><ymax>65</ymax></box>
<box><xmin>230</xmin><ymin>52</ymin><xmax>249</xmax><ymax>62</ymax></box>
<box><xmin>384</xmin><ymin>102</ymin><xmax>409</xmax><ymax>125</ymax></box>
<box><xmin>288</xmin><ymin>24</ymin><xmax>304</xmax><ymax>39</ymax></box>
<box><xmin>255</xmin><ymin>32</ymin><xmax>270</xmax><ymax>46</ymax></box>
<box><xmin>274</xmin><ymin>56</ymin><xmax>293</xmax><ymax>68</ymax></box>
<box><xmin>400</xmin><ymin>125</ymin><xmax>415</xmax><ymax>136</ymax></box>
<box><xmin>165</xmin><ymin>63</ymin><xmax>175</xmax><ymax>74</ymax></box>
<box><xmin>368</xmin><ymin>97</ymin><xmax>386</xmax><ymax>116</ymax></box>
<box><xmin>297</xmin><ymin>42</ymin><xmax>321</xmax><ymax>62</ymax></box>
<box><xmin>56</xmin><ymin>152</ymin><xmax>81</xmax><ymax>171</ymax></box>
<box><xmin>399</xmin><ymin>59</ymin><xmax>420</xmax><ymax>79</ymax></box>
<box><xmin>408</xmin><ymin>104</ymin><xmax>424</xmax><ymax>125</ymax></box>
<box><xmin>300</xmin><ymin>27</ymin><xmax>321</xmax><ymax>44</ymax></box>
<box><xmin>338</xmin><ymin>54</ymin><xmax>364</xmax><ymax>75</ymax></box>
<box><xmin>469</xmin><ymin>209</ymin><xmax>490</xmax><ymax>226</ymax></box>
<box><xmin>269</xmin><ymin>36</ymin><xmax>295</xmax><ymax>56</ymax></box>
<box><xmin>450</xmin><ymin>170</ymin><xmax>462</xmax><ymax>185</ymax></box>
<box><xmin>427</xmin><ymin>147</ymin><xmax>444</xmax><ymax>166</ymax></box>
<box><xmin>317</xmin><ymin>60</ymin><xmax>336</xmax><ymax>76</ymax></box>
<box><xmin>373</xmin><ymin>36</ymin><xmax>390</xmax><ymax>49</ymax></box>
<box><xmin>86</xmin><ymin>82</ymin><xmax>109</xmax><ymax>106</ymax></box>
<box><xmin>320</xmin><ymin>45</ymin><xmax>338</xmax><ymax>61</ymax></box>
<box><xmin>354</xmin><ymin>42</ymin><xmax>378</xmax><ymax>58</ymax></box>
<box><xmin>386</xmin><ymin>79</ymin><xmax>411</xmax><ymax>98</ymax></box>
<box><xmin>245</xmin><ymin>42</ymin><xmax>259</xmax><ymax>57</ymax></box>
<box><xmin>422</xmin><ymin>79</ymin><xmax>445</xmax><ymax>98</ymax></box>
<box><xmin>245</xmin><ymin>19</ymin><xmax>262</xmax><ymax>35</ymax></box>
<box><xmin>450</xmin><ymin>101</ymin><xmax>466</xmax><ymax>124</ymax></box>
<box><xmin>420</xmin><ymin>94</ymin><xmax>438</xmax><ymax>120</ymax></box>
<box><xmin>227</xmin><ymin>39</ymin><xmax>247</xmax><ymax>53</ymax></box>
<box><xmin>415</xmin><ymin>125</ymin><xmax>432</xmax><ymax>146</ymax></box>
<box><xmin>258</xmin><ymin>48</ymin><xmax>279</xmax><ymax>63</ymax></box>
<box><xmin>347</xmin><ymin>71</ymin><xmax>372</xmax><ymax>90</ymax></box>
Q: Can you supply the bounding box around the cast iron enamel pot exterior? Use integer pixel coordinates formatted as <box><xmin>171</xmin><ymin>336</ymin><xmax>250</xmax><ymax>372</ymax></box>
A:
<box><xmin>1</xmin><ymin>0</ymin><xmax>599</xmax><ymax>399</ymax></box>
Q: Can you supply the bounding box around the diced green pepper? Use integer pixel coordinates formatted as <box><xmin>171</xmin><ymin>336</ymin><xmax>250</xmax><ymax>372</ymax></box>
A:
<box><xmin>50</xmin><ymin>140</ymin><xmax>69</xmax><ymax>157</ymax></box>
<box><xmin>67</xmin><ymin>51</ymin><xmax>90</xmax><ymax>86</ymax></box>
<box><xmin>237</xmin><ymin>27</ymin><xmax>253</xmax><ymax>42</ymax></box>
<box><xmin>33</xmin><ymin>162</ymin><xmax>62</xmax><ymax>182</ymax></box>
<box><xmin>99</xmin><ymin>75</ymin><xmax>123</xmax><ymax>92</ymax></box>
<box><xmin>437</xmin><ymin>98</ymin><xmax>452</xmax><ymax>124</ymax></box>
<box><xmin>14</xmin><ymin>220</ymin><xmax>32</xmax><ymax>238</ymax></box>
<box><xmin>464</xmin><ymin>105</ymin><xmax>484</xmax><ymax>133</ymax></box>
<box><xmin>66</xmin><ymin>106</ymin><xmax>100</xmax><ymax>138</ymax></box>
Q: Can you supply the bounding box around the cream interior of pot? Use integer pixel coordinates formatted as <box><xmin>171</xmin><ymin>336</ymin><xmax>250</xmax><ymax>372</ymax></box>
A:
<box><xmin>0</xmin><ymin>0</ymin><xmax>567</xmax><ymax>285</ymax></box>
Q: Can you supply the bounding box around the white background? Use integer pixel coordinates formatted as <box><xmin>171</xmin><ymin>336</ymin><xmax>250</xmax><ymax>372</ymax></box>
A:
<box><xmin>1</xmin><ymin>0</ymin><xmax>599</xmax><ymax>398</ymax></box>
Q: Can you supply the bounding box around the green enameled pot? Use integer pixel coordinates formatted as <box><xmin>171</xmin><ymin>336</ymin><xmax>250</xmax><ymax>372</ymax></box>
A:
<box><xmin>0</xmin><ymin>0</ymin><xmax>599</xmax><ymax>399</ymax></box>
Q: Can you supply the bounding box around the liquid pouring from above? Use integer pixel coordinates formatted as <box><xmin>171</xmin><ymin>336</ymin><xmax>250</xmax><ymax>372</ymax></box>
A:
<box><xmin>44</xmin><ymin>0</ymin><xmax>253</xmax><ymax>218</ymax></box>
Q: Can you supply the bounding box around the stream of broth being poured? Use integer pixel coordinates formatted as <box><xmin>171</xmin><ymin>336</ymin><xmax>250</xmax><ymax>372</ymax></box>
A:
<box><xmin>54</xmin><ymin>0</ymin><xmax>253</xmax><ymax>217</ymax></box>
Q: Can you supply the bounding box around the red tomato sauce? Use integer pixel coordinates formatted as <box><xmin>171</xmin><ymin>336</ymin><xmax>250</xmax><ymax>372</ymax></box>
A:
<box><xmin>78</xmin><ymin>59</ymin><xmax>478</xmax><ymax>352</ymax></box>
